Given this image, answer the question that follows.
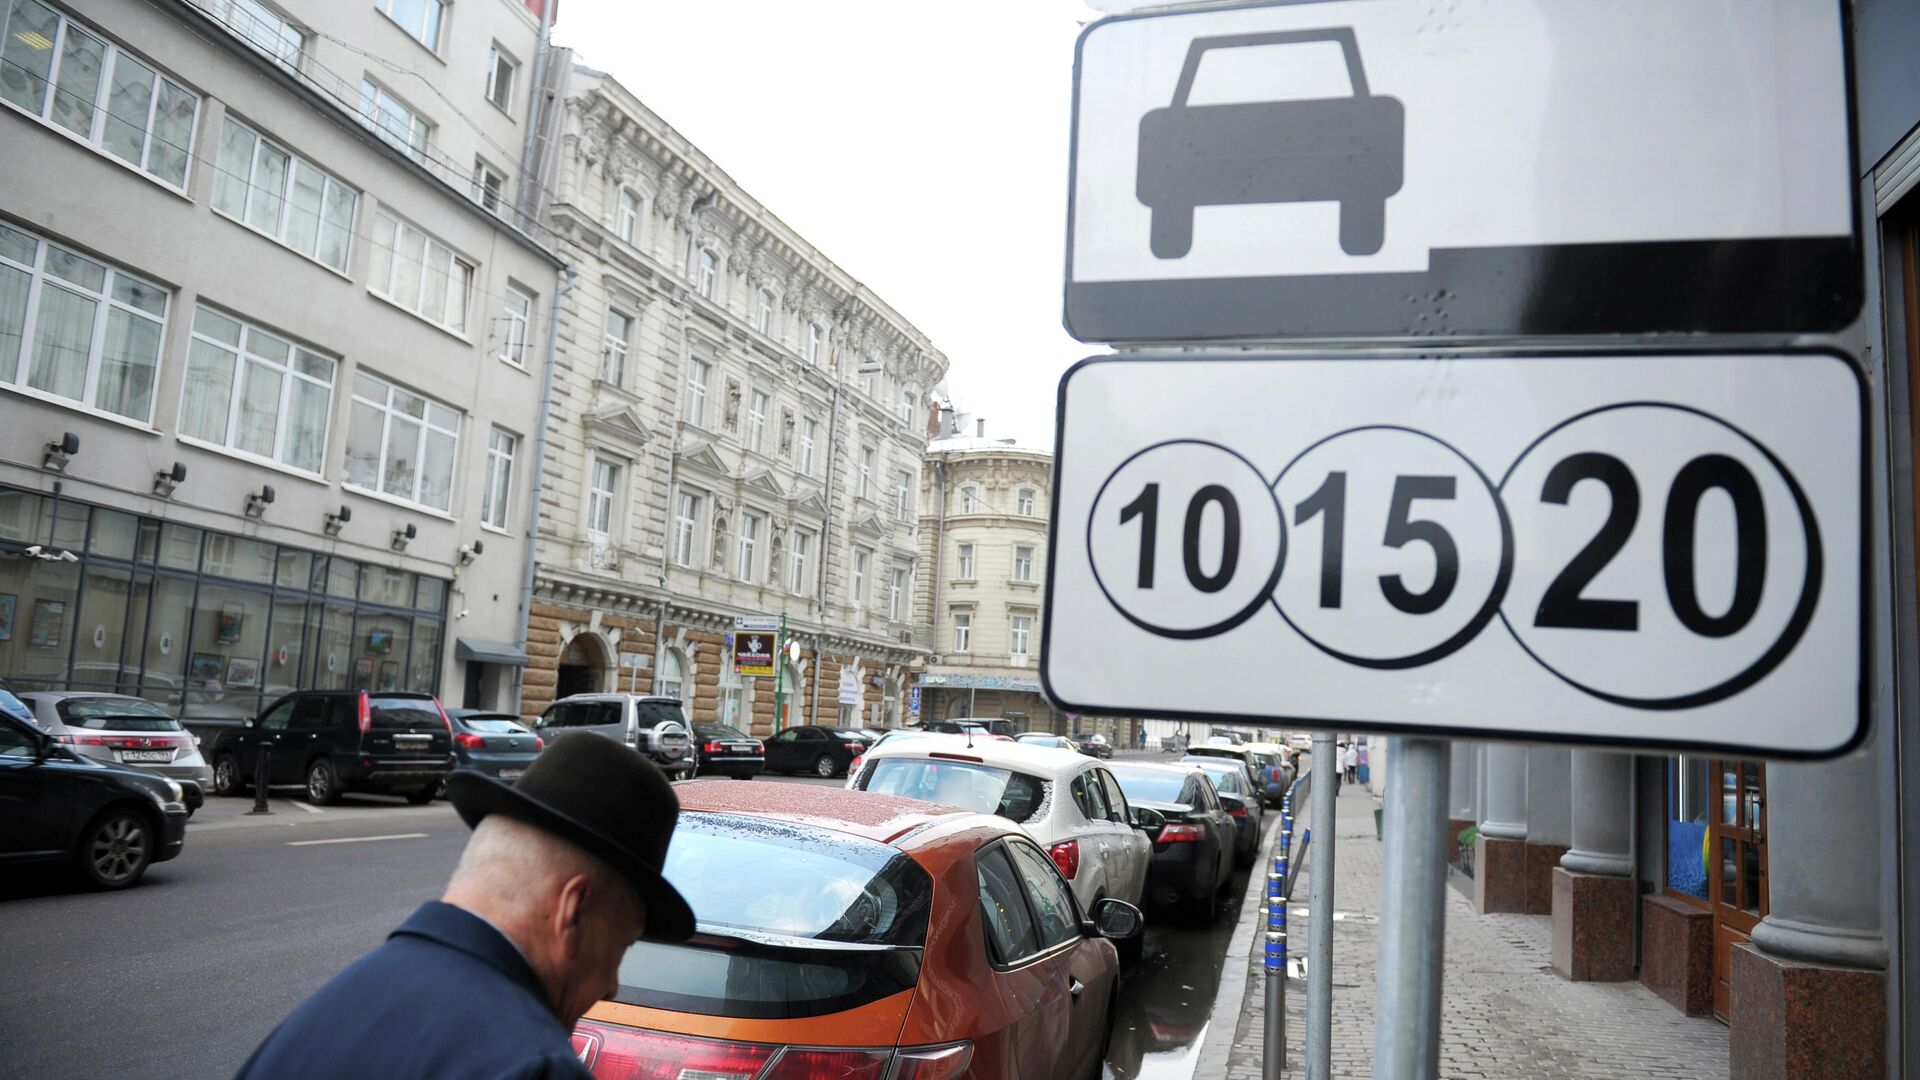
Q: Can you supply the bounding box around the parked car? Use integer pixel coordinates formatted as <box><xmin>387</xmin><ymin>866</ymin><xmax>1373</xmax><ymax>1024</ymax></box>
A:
<box><xmin>1015</xmin><ymin>732</ymin><xmax>1075</xmax><ymax>750</ymax></box>
<box><xmin>0</xmin><ymin>710</ymin><xmax>188</xmax><ymax>888</ymax></box>
<box><xmin>439</xmin><ymin>709</ymin><xmax>543</xmax><ymax>797</ymax></box>
<box><xmin>208</xmin><ymin>690</ymin><xmax>454</xmax><ymax>805</ymax></box>
<box><xmin>1182</xmin><ymin>756</ymin><xmax>1265</xmax><ymax>866</ymax></box>
<box><xmin>1107</xmin><ymin>760</ymin><xmax>1237</xmax><ymax>922</ymax></box>
<box><xmin>764</xmin><ymin>724</ymin><xmax>869</xmax><ymax>778</ymax></box>
<box><xmin>533</xmin><ymin>694</ymin><xmax>694</xmax><ymax>779</ymax></box>
<box><xmin>572</xmin><ymin>780</ymin><xmax>1141</xmax><ymax>1080</ymax></box>
<box><xmin>920</xmin><ymin>716</ymin><xmax>1018</xmax><ymax>738</ymax></box>
<box><xmin>851</xmin><ymin>738</ymin><xmax>1159</xmax><ymax>924</ymax></box>
<box><xmin>1242</xmin><ymin>741</ymin><xmax>1294</xmax><ymax>806</ymax></box>
<box><xmin>0</xmin><ymin>676</ymin><xmax>33</xmax><ymax>724</ymax></box>
<box><xmin>1069</xmin><ymin>731</ymin><xmax>1114</xmax><ymax>759</ymax></box>
<box><xmin>688</xmin><ymin>722</ymin><xmax>764</xmax><ymax>778</ymax></box>
<box><xmin>17</xmin><ymin>691</ymin><xmax>213</xmax><ymax>814</ymax></box>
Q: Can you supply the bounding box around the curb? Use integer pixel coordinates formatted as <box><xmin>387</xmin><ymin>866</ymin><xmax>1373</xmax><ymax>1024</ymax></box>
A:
<box><xmin>1192</xmin><ymin>810</ymin><xmax>1286</xmax><ymax>1077</ymax></box>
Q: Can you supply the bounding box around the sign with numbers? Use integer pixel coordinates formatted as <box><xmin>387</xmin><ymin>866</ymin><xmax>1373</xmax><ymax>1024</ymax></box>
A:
<box><xmin>1043</xmin><ymin>351</ymin><xmax>1866</xmax><ymax>757</ymax></box>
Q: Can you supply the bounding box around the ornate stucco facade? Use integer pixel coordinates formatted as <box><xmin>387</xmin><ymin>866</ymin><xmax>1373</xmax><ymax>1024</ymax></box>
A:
<box><xmin>516</xmin><ymin>56</ymin><xmax>947</xmax><ymax>733</ymax></box>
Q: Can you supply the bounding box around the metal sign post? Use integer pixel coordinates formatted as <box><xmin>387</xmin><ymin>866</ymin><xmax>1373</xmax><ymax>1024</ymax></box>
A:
<box><xmin>1307</xmin><ymin>732</ymin><xmax>1337</xmax><ymax>1079</ymax></box>
<box><xmin>1372</xmin><ymin>738</ymin><xmax>1451</xmax><ymax>1079</ymax></box>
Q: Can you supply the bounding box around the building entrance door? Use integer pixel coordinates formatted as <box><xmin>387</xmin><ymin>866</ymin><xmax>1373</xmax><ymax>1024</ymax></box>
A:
<box><xmin>1708</xmin><ymin>759</ymin><xmax>1768</xmax><ymax>1021</ymax></box>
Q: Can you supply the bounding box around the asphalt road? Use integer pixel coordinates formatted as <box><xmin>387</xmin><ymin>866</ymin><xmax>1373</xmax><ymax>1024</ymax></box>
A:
<box><xmin>0</xmin><ymin>773</ymin><xmax>1244</xmax><ymax>1080</ymax></box>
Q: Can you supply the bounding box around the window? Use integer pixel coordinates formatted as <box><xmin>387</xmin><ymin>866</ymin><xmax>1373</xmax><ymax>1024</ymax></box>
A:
<box><xmin>806</xmin><ymin>322</ymin><xmax>821</xmax><ymax>364</ymax></box>
<box><xmin>1</xmin><ymin>1</ymin><xmax>199</xmax><ymax>188</ymax></box>
<box><xmin>602</xmin><ymin>310</ymin><xmax>632</xmax><ymax>385</ymax></box>
<box><xmin>952</xmin><ymin>611</ymin><xmax>971</xmax><ymax>652</ymax></box>
<box><xmin>499</xmin><ymin>286</ymin><xmax>532</xmax><ymax>367</ymax></box>
<box><xmin>975</xmin><ymin>845</ymin><xmax>1039</xmax><ymax>964</ymax></box>
<box><xmin>179</xmin><ymin>304</ymin><xmax>335</xmax><ymax>473</ymax></box>
<box><xmin>0</xmin><ymin>223</ymin><xmax>169</xmax><ymax>423</ymax></box>
<box><xmin>658</xmin><ymin>647</ymin><xmax>685</xmax><ymax>700</ymax></box>
<box><xmin>861</xmin><ymin>367</ymin><xmax>876</xmax><ymax>398</ymax></box>
<box><xmin>900</xmin><ymin>389</ymin><xmax>915</xmax><ymax>425</ymax></box>
<box><xmin>617</xmin><ymin>188</ymin><xmax>641</xmax><ymax>244</ymax></box>
<box><xmin>789</xmin><ymin>530</ymin><xmax>811</xmax><ymax>594</ymax></box>
<box><xmin>895</xmin><ymin>470</ymin><xmax>913</xmax><ymax>518</ymax></box>
<box><xmin>858</xmin><ymin>447</ymin><xmax>875</xmax><ymax>498</ymax></box>
<box><xmin>672</xmin><ymin>492</ymin><xmax>701</xmax><ymax>567</ymax></box>
<box><xmin>737</xmin><ymin>514</ymin><xmax>759</xmax><ymax>582</ymax></box>
<box><xmin>366</xmin><ymin>212</ymin><xmax>472</xmax><ymax>332</ymax></box>
<box><xmin>757</xmin><ymin>288</ymin><xmax>775</xmax><ymax>335</ymax></box>
<box><xmin>485</xmin><ymin>44</ymin><xmax>516</xmax><ymax>113</ymax></box>
<box><xmin>799</xmin><ymin>418</ymin><xmax>818</xmax><ymax>473</ymax></box>
<box><xmin>747</xmin><ymin>390</ymin><xmax>767</xmax><ymax>452</ymax></box>
<box><xmin>211</xmin><ymin>117</ymin><xmax>356</xmax><ymax>272</ymax></box>
<box><xmin>480</xmin><ymin>427</ymin><xmax>516</xmax><ymax>530</ymax></box>
<box><xmin>1010</xmin><ymin>615</ymin><xmax>1031</xmax><ymax>661</ymax></box>
<box><xmin>685</xmin><ymin>359</ymin><xmax>709</xmax><ymax>425</ymax></box>
<box><xmin>1013</xmin><ymin>546</ymin><xmax>1034</xmax><ymax>582</ymax></box>
<box><xmin>358</xmin><ymin>79</ymin><xmax>430</xmax><ymax>162</ymax></box>
<box><xmin>1017</xmin><ymin>488</ymin><xmax>1036</xmax><ymax>516</ymax></box>
<box><xmin>203</xmin><ymin>0</ymin><xmax>303</xmax><ymax>70</ymax></box>
<box><xmin>1006</xmin><ymin>841</ymin><xmax>1081</xmax><ymax>948</ymax></box>
<box><xmin>718</xmin><ymin>652</ymin><xmax>743</xmax><ymax>727</ymax></box>
<box><xmin>470</xmin><ymin>159</ymin><xmax>505</xmax><ymax>213</ymax></box>
<box><xmin>956</xmin><ymin>543</ymin><xmax>975</xmax><ymax>580</ymax></box>
<box><xmin>851</xmin><ymin>548</ymin><xmax>870</xmax><ymax>608</ymax></box>
<box><xmin>889</xmin><ymin>568</ymin><xmax>907</xmax><ymax>621</ymax></box>
<box><xmin>343</xmin><ymin>371</ymin><xmax>460</xmax><ymax>511</ymax></box>
<box><xmin>961</xmin><ymin>486</ymin><xmax>979</xmax><ymax>514</ymax></box>
<box><xmin>586</xmin><ymin>458</ymin><xmax>617</xmax><ymax>540</ymax></box>
<box><xmin>697</xmin><ymin>248</ymin><xmax>718</xmax><ymax>300</ymax></box>
<box><xmin>375</xmin><ymin>0</ymin><xmax>443</xmax><ymax>50</ymax></box>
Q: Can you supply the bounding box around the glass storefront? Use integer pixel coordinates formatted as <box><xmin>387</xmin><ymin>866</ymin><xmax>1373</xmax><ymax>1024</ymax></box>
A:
<box><xmin>0</xmin><ymin>486</ymin><xmax>446</xmax><ymax>720</ymax></box>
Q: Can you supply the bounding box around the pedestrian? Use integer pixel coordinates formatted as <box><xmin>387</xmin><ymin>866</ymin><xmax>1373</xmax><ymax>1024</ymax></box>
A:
<box><xmin>1343</xmin><ymin>741</ymin><xmax>1359</xmax><ymax>784</ymax></box>
<box><xmin>234</xmin><ymin>735</ymin><xmax>695</xmax><ymax>1080</ymax></box>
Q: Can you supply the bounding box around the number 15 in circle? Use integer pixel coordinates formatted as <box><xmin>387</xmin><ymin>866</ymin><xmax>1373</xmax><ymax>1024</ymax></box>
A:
<box><xmin>1088</xmin><ymin>441</ymin><xmax>1287</xmax><ymax>639</ymax></box>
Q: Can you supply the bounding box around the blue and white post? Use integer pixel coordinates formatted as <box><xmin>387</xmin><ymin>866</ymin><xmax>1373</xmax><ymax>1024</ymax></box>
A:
<box><xmin>1265</xmin><ymin>785</ymin><xmax>1293</xmax><ymax>1079</ymax></box>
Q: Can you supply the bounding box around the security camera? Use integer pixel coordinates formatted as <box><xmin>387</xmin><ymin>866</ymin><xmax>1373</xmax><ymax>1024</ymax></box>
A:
<box><xmin>58</xmin><ymin>549</ymin><xmax>77</xmax><ymax>563</ymax></box>
<box><xmin>458</xmin><ymin>608</ymin><xmax>470</xmax><ymax>619</ymax></box>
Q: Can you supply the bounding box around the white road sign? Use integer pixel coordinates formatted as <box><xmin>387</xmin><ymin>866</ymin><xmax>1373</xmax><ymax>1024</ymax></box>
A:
<box><xmin>1042</xmin><ymin>352</ymin><xmax>1866</xmax><ymax>757</ymax></box>
<box><xmin>1064</xmin><ymin>0</ymin><xmax>1860</xmax><ymax>342</ymax></box>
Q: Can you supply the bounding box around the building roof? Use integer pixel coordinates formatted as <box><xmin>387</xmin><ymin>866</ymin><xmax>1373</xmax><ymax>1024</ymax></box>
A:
<box><xmin>925</xmin><ymin>435</ymin><xmax>1054</xmax><ymax>457</ymax></box>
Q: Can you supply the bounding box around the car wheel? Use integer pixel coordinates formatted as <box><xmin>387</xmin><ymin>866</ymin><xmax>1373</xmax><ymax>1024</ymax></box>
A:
<box><xmin>76</xmin><ymin>809</ymin><xmax>153</xmax><ymax>889</ymax></box>
<box><xmin>305</xmin><ymin>758</ymin><xmax>341</xmax><ymax>806</ymax></box>
<box><xmin>212</xmin><ymin>754</ymin><xmax>245</xmax><ymax>797</ymax></box>
<box><xmin>404</xmin><ymin>787</ymin><xmax>436</xmax><ymax>805</ymax></box>
<box><xmin>813</xmin><ymin>754</ymin><xmax>837</xmax><ymax>779</ymax></box>
<box><xmin>1192</xmin><ymin>861</ymin><xmax>1222</xmax><ymax>925</ymax></box>
<box><xmin>1340</xmin><ymin>199</ymin><xmax>1387</xmax><ymax>256</ymax></box>
<box><xmin>1149</xmin><ymin>204</ymin><xmax>1194</xmax><ymax>259</ymax></box>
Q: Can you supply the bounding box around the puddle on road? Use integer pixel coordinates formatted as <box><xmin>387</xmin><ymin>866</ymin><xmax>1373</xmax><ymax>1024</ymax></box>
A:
<box><xmin>1103</xmin><ymin>862</ymin><xmax>1251</xmax><ymax>1080</ymax></box>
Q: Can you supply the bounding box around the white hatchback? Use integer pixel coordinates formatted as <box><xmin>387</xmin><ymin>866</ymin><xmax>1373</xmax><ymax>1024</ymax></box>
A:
<box><xmin>848</xmin><ymin>738</ymin><xmax>1156</xmax><ymax>915</ymax></box>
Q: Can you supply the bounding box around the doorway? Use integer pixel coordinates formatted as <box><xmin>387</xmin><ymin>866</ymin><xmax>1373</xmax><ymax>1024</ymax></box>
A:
<box><xmin>1708</xmin><ymin>759</ymin><xmax>1767</xmax><ymax>1021</ymax></box>
<box><xmin>556</xmin><ymin>633</ymin><xmax>609</xmax><ymax>700</ymax></box>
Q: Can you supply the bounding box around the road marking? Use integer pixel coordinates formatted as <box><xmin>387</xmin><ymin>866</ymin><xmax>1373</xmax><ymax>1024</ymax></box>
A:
<box><xmin>287</xmin><ymin>832</ymin><xmax>429</xmax><ymax>847</ymax></box>
<box><xmin>282</xmin><ymin>800</ymin><xmax>324</xmax><ymax>815</ymax></box>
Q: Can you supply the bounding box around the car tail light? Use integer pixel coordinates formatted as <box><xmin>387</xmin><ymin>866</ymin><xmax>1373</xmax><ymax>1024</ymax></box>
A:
<box><xmin>534</xmin><ymin>735</ymin><xmax>544</xmax><ymax>750</ymax></box>
<box><xmin>434</xmin><ymin>698</ymin><xmax>454</xmax><ymax>736</ymax></box>
<box><xmin>1225</xmin><ymin>803</ymin><xmax>1247</xmax><ymax>817</ymax></box>
<box><xmin>760</xmin><ymin>1049</ymin><xmax>889</xmax><ymax>1079</ymax></box>
<box><xmin>754</xmin><ymin>741</ymin><xmax>765</xmax><ymax>752</ymax></box>
<box><xmin>1049</xmin><ymin>839</ymin><xmax>1080</xmax><ymax>879</ymax></box>
<box><xmin>849</xmin><ymin>753</ymin><xmax>864</xmax><ymax>775</ymax></box>
<box><xmin>356</xmin><ymin>692</ymin><xmax>371</xmax><ymax>735</ymax></box>
<box><xmin>454</xmin><ymin>732</ymin><xmax>486</xmax><ymax>749</ymax></box>
<box><xmin>703</xmin><ymin>741</ymin><xmax>724</xmax><ymax>753</ymax></box>
<box><xmin>572</xmin><ymin>1023</ymin><xmax>773</xmax><ymax>1079</ymax></box>
<box><xmin>1158</xmin><ymin>823</ymin><xmax>1205</xmax><ymax>843</ymax></box>
<box><xmin>889</xmin><ymin>1043</ymin><xmax>974</xmax><ymax>1080</ymax></box>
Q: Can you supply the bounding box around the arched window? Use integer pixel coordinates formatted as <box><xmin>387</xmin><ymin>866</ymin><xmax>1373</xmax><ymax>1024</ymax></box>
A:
<box><xmin>659</xmin><ymin>647</ymin><xmax>686</xmax><ymax>700</ymax></box>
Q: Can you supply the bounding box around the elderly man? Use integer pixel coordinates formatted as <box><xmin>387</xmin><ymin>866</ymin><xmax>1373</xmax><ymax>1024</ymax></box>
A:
<box><xmin>235</xmin><ymin>735</ymin><xmax>694</xmax><ymax>1079</ymax></box>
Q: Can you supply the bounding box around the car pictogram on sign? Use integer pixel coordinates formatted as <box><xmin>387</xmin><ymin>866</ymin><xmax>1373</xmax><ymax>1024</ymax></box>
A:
<box><xmin>1135</xmin><ymin>27</ymin><xmax>1404</xmax><ymax>258</ymax></box>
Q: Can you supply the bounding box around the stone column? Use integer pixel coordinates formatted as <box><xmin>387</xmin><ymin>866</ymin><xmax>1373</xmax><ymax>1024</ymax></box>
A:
<box><xmin>1552</xmin><ymin>751</ymin><xmax>1636</xmax><ymax>981</ymax></box>
<box><xmin>1474</xmin><ymin>743</ymin><xmax>1528</xmax><ymax>914</ymax></box>
<box><xmin>1730</xmin><ymin>753</ymin><xmax>1887</xmax><ymax>1080</ymax></box>
<box><xmin>1524</xmin><ymin>747</ymin><xmax>1572</xmax><ymax>913</ymax></box>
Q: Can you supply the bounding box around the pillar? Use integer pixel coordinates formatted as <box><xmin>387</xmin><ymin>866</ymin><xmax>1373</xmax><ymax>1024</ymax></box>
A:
<box><xmin>1524</xmin><ymin>746</ymin><xmax>1572</xmax><ymax>914</ymax></box>
<box><xmin>1553</xmin><ymin>751</ymin><xmax>1636</xmax><ymax>981</ymax></box>
<box><xmin>1474</xmin><ymin>743</ymin><xmax>1528</xmax><ymax>914</ymax></box>
<box><xmin>1729</xmin><ymin>753</ymin><xmax>1886</xmax><ymax>1080</ymax></box>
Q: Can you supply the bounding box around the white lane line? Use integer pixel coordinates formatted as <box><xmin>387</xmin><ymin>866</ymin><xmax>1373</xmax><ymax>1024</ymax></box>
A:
<box><xmin>287</xmin><ymin>832</ymin><xmax>429</xmax><ymax>847</ymax></box>
<box><xmin>281</xmin><ymin>800</ymin><xmax>324</xmax><ymax>815</ymax></box>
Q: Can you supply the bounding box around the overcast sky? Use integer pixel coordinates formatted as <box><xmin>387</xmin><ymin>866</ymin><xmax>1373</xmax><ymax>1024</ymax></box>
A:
<box><xmin>552</xmin><ymin>1</ymin><xmax>1103</xmax><ymax>450</ymax></box>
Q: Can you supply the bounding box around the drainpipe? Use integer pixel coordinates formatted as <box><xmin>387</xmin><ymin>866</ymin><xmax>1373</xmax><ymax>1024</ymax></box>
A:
<box><xmin>652</xmin><ymin>189</ymin><xmax>718</xmax><ymax>694</ymax></box>
<box><xmin>515</xmin><ymin>0</ymin><xmax>556</xmax><ymax>231</ymax></box>
<box><xmin>811</xmin><ymin>300</ymin><xmax>858</xmax><ymax>725</ymax></box>
<box><xmin>927</xmin><ymin>453</ymin><xmax>947</xmax><ymax>719</ymax></box>
<box><xmin>511</xmin><ymin>264</ymin><xmax>577</xmax><ymax>716</ymax></box>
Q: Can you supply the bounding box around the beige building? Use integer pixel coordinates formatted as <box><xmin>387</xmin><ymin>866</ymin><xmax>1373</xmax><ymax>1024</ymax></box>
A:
<box><xmin>513</xmin><ymin>54</ymin><xmax>948</xmax><ymax>734</ymax></box>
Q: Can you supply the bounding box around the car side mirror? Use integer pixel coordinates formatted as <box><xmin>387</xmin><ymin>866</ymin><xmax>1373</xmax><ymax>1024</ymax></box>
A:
<box><xmin>242</xmin><ymin>718</ymin><xmax>254</xmax><ymax>729</ymax></box>
<box><xmin>1090</xmin><ymin>897</ymin><xmax>1143</xmax><ymax>941</ymax></box>
<box><xmin>1131</xmin><ymin>806</ymin><xmax>1166</xmax><ymax>837</ymax></box>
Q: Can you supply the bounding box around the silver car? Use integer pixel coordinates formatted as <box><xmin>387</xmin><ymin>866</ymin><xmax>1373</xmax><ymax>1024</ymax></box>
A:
<box><xmin>18</xmin><ymin>692</ymin><xmax>214</xmax><ymax>811</ymax></box>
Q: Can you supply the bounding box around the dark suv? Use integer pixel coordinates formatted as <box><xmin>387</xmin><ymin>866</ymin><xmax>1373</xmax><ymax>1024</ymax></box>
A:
<box><xmin>0</xmin><ymin>711</ymin><xmax>188</xmax><ymax>889</ymax></box>
<box><xmin>208</xmin><ymin>691</ymin><xmax>455</xmax><ymax>805</ymax></box>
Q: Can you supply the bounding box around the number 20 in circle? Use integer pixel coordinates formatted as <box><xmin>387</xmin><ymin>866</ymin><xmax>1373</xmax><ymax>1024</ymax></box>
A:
<box><xmin>1088</xmin><ymin>440</ymin><xmax>1286</xmax><ymax>639</ymax></box>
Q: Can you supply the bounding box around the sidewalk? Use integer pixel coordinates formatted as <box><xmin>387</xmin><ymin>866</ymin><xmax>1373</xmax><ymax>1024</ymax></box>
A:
<box><xmin>1214</xmin><ymin>778</ymin><xmax>1730</xmax><ymax>1078</ymax></box>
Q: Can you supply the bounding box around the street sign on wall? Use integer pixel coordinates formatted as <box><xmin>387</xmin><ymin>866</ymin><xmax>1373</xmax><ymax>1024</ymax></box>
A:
<box><xmin>1064</xmin><ymin>0</ymin><xmax>1860</xmax><ymax>342</ymax></box>
<box><xmin>1041</xmin><ymin>352</ymin><xmax>1866</xmax><ymax>757</ymax></box>
<box><xmin>733</xmin><ymin>616</ymin><xmax>777</xmax><ymax>677</ymax></box>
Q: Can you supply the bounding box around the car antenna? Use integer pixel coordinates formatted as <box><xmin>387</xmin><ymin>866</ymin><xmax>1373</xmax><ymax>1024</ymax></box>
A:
<box><xmin>966</xmin><ymin>727</ymin><xmax>975</xmax><ymax>749</ymax></box>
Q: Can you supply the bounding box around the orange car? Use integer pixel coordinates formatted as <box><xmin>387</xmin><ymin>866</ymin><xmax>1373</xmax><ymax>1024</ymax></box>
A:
<box><xmin>572</xmin><ymin>778</ymin><xmax>1143</xmax><ymax>1079</ymax></box>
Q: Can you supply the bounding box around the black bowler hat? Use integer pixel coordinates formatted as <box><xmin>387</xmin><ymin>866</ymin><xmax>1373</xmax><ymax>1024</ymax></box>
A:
<box><xmin>447</xmin><ymin>733</ymin><xmax>695</xmax><ymax>942</ymax></box>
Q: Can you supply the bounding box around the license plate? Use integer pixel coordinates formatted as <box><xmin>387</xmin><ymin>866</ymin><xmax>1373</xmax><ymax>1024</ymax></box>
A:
<box><xmin>497</xmin><ymin>769</ymin><xmax>524</xmax><ymax>780</ymax></box>
<box><xmin>725</xmin><ymin>744</ymin><xmax>754</xmax><ymax>753</ymax></box>
<box><xmin>394</xmin><ymin>735</ymin><xmax>430</xmax><ymax>747</ymax></box>
<box><xmin>121</xmin><ymin>750</ymin><xmax>171</xmax><ymax>763</ymax></box>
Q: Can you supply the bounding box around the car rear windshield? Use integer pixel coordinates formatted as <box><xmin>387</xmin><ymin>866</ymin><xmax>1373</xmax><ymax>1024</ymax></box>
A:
<box><xmin>636</xmin><ymin>701</ymin><xmax>686</xmax><ymax>728</ymax></box>
<box><xmin>834</xmin><ymin>730</ymin><xmax>868</xmax><ymax>742</ymax></box>
<box><xmin>1108</xmin><ymin>765</ymin><xmax>1188</xmax><ymax>804</ymax></box>
<box><xmin>57</xmin><ymin>697</ymin><xmax>180</xmax><ymax>731</ymax></box>
<box><xmin>462</xmin><ymin>719</ymin><xmax>525</xmax><ymax>733</ymax></box>
<box><xmin>611</xmin><ymin>812</ymin><xmax>931</xmax><ymax>1019</ymax></box>
<box><xmin>1203</xmin><ymin>768</ymin><xmax>1244</xmax><ymax>795</ymax></box>
<box><xmin>856</xmin><ymin>758</ymin><xmax>1047</xmax><ymax>823</ymax></box>
<box><xmin>696</xmin><ymin>724</ymin><xmax>749</xmax><ymax>740</ymax></box>
<box><xmin>368</xmin><ymin>696</ymin><xmax>442</xmax><ymax>731</ymax></box>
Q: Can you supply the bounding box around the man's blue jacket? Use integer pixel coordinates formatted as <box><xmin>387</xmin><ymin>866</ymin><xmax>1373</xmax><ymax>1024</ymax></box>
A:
<box><xmin>235</xmin><ymin>902</ymin><xmax>592</xmax><ymax>1079</ymax></box>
